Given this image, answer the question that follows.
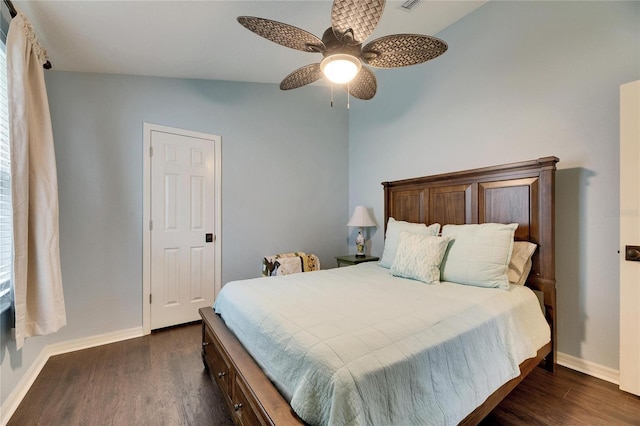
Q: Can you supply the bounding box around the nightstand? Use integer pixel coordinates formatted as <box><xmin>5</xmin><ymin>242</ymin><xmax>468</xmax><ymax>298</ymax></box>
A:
<box><xmin>335</xmin><ymin>254</ymin><xmax>379</xmax><ymax>267</ymax></box>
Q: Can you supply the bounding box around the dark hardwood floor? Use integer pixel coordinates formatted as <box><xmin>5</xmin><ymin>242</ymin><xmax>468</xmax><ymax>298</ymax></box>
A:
<box><xmin>8</xmin><ymin>322</ymin><xmax>640</xmax><ymax>425</ymax></box>
<box><xmin>481</xmin><ymin>364</ymin><xmax>640</xmax><ymax>426</ymax></box>
<box><xmin>8</xmin><ymin>322</ymin><xmax>233</xmax><ymax>426</ymax></box>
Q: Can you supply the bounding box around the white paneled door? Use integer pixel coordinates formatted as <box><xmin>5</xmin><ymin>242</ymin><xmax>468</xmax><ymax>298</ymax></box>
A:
<box><xmin>145</xmin><ymin>124</ymin><xmax>221</xmax><ymax>331</ymax></box>
<box><xmin>620</xmin><ymin>80</ymin><xmax>640</xmax><ymax>396</ymax></box>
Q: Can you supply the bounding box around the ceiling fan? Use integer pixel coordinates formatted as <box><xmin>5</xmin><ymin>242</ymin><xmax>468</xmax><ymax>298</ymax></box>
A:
<box><xmin>237</xmin><ymin>0</ymin><xmax>447</xmax><ymax>101</ymax></box>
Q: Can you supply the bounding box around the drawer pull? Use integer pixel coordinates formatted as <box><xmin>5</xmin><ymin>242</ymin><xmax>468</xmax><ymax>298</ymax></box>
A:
<box><xmin>217</xmin><ymin>372</ymin><xmax>226</xmax><ymax>378</ymax></box>
<box><xmin>202</xmin><ymin>342</ymin><xmax>210</xmax><ymax>347</ymax></box>
<box><xmin>234</xmin><ymin>403</ymin><xmax>243</xmax><ymax>411</ymax></box>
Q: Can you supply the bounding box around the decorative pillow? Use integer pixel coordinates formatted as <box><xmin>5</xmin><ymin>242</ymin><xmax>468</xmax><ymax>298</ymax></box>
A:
<box><xmin>508</xmin><ymin>241</ymin><xmax>537</xmax><ymax>285</ymax></box>
<box><xmin>390</xmin><ymin>232</ymin><xmax>451</xmax><ymax>284</ymax></box>
<box><xmin>440</xmin><ymin>223</ymin><xmax>518</xmax><ymax>289</ymax></box>
<box><xmin>379</xmin><ymin>218</ymin><xmax>441</xmax><ymax>269</ymax></box>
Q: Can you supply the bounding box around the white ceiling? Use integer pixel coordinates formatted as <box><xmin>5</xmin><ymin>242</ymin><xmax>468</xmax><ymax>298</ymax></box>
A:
<box><xmin>15</xmin><ymin>0</ymin><xmax>486</xmax><ymax>85</ymax></box>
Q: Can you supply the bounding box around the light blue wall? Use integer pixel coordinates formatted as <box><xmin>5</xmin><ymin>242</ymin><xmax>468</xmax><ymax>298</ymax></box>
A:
<box><xmin>1</xmin><ymin>73</ymin><xmax>349</xmax><ymax>406</ymax></box>
<box><xmin>349</xmin><ymin>1</ymin><xmax>639</xmax><ymax>370</ymax></box>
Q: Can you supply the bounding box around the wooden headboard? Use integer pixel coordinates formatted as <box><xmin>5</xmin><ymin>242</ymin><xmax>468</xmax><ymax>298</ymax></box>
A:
<box><xmin>382</xmin><ymin>156</ymin><xmax>559</xmax><ymax>370</ymax></box>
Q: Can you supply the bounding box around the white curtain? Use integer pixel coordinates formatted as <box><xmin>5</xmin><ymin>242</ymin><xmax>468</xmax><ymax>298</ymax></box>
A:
<box><xmin>7</xmin><ymin>11</ymin><xmax>65</xmax><ymax>349</ymax></box>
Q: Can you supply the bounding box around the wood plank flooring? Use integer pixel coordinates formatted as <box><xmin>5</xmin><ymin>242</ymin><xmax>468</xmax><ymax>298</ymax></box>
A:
<box><xmin>8</xmin><ymin>322</ymin><xmax>233</xmax><ymax>426</ymax></box>
<box><xmin>481</xmin><ymin>364</ymin><xmax>640</xmax><ymax>426</ymax></box>
<box><xmin>8</xmin><ymin>322</ymin><xmax>640</xmax><ymax>425</ymax></box>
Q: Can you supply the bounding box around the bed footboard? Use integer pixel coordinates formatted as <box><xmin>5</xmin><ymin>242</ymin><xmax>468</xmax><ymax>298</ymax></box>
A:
<box><xmin>199</xmin><ymin>307</ymin><xmax>305</xmax><ymax>426</ymax></box>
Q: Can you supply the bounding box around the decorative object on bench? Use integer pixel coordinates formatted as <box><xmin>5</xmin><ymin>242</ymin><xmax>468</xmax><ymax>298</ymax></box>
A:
<box><xmin>262</xmin><ymin>252</ymin><xmax>320</xmax><ymax>276</ymax></box>
<box><xmin>347</xmin><ymin>206</ymin><xmax>376</xmax><ymax>257</ymax></box>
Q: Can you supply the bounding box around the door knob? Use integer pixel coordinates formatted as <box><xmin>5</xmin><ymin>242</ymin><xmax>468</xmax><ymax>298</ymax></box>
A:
<box><xmin>625</xmin><ymin>245</ymin><xmax>640</xmax><ymax>261</ymax></box>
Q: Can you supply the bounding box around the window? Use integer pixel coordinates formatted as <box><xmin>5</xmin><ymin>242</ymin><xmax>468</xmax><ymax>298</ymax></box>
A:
<box><xmin>0</xmin><ymin>42</ymin><xmax>11</xmax><ymax>314</ymax></box>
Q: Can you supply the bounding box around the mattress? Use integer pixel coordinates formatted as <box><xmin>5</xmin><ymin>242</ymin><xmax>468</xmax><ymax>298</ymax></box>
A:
<box><xmin>213</xmin><ymin>262</ymin><xmax>550</xmax><ymax>426</ymax></box>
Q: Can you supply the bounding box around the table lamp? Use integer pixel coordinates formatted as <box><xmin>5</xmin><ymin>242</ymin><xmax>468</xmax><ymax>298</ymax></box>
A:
<box><xmin>347</xmin><ymin>206</ymin><xmax>376</xmax><ymax>257</ymax></box>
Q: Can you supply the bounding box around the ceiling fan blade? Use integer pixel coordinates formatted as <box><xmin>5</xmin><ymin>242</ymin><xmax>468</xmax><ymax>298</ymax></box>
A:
<box><xmin>280</xmin><ymin>64</ymin><xmax>324</xmax><ymax>90</ymax></box>
<box><xmin>362</xmin><ymin>34</ymin><xmax>448</xmax><ymax>68</ymax></box>
<box><xmin>237</xmin><ymin>16</ymin><xmax>325</xmax><ymax>53</ymax></box>
<box><xmin>345</xmin><ymin>66</ymin><xmax>377</xmax><ymax>100</ymax></box>
<box><xmin>331</xmin><ymin>0</ymin><xmax>385</xmax><ymax>45</ymax></box>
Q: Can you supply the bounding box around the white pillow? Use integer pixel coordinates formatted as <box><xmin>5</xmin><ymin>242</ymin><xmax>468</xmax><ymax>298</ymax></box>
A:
<box><xmin>508</xmin><ymin>241</ymin><xmax>537</xmax><ymax>285</ymax></box>
<box><xmin>379</xmin><ymin>218</ymin><xmax>441</xmax><ymax>269</ymax></box>
<box><xmin>390</xmin><ymin>232</ymin><xmax>451</xmax><ymax>284</ymax></box>
<box><xmin>440</xmin><ymin>223</ymin><xmax>518</xmax><ymax>289</ymax></box>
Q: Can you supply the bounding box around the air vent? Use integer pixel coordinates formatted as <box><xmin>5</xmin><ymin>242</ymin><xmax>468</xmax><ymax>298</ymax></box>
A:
<box><xmin>401</xmin><ymin>0</ymin><xmax>421</xmax><ymax>11</ymax></box>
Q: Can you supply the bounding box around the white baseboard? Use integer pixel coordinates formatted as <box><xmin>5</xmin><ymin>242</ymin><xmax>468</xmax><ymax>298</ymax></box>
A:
<box><xmin>1</xmin><ymin>326</ymin><xmax>144</xmax><ymax>425</ymax></box>
<box><xmin>557</xmin><ymin>351</ymin><xmax>620</xmax><ymax>385</ymax></box>
<box><xmin>47</xmin><ymin>327</ymin><xmax>144</xmax><ymax>357</ymax></box>
<box><xmin>0</xmin><ymin>346</ymin><xmax>50</xmax><ymax>426</ymax></box>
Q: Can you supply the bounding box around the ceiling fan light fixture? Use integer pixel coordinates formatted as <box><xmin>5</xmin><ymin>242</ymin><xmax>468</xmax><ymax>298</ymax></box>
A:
<box><xmin>320</xmin><ymin>54</ymin><xmax>361</xmax><ymax>84</ymax></box>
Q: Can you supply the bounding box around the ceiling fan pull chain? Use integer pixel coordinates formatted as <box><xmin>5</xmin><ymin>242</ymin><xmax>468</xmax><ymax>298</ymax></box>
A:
<box><xmin>331</xmin><ymin>83</ymin><xmax>334</xmax><ymax>107</ymax></box>
<box><xmin>347</xmin><ymin>83</ymin><xmax>350</xmax><ymax>110</ymax></box>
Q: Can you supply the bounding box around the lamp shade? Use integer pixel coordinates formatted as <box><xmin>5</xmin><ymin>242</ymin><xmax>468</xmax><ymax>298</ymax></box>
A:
<box><xmin>347</xmin><ymin>206</ymin><xmax>376</xmax><ymax>227</ymax></box>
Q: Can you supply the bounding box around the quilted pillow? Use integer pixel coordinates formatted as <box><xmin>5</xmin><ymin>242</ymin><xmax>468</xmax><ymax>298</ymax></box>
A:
<box><xmin>440</xmin><ymin>223</ymin><xmax>518</xmax><ymax>289</ymax></box>
<box><xmin>508</xmin><ymin>241</ymin><xmax>537</xmax><ymax>285</ymax></box>
<box><xmin>390</xmin><ymin>232</ymin><xmax>451</xmax><ymax>284</ymax></box>
<box><xmin>379</xmin><ymin>218</ymin><xmax>441</xmax><ymax>269</ymax></box>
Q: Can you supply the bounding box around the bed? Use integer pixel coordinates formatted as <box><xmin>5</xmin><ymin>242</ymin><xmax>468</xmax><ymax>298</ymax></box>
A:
<box><xmin>199</xmin><ymin>156</ymin><xmax>558</xmax><ymax>426</ymax></box>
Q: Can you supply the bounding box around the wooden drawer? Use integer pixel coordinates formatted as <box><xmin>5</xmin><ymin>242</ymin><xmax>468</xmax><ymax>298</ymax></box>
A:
<box><xmin>233</xmin><ymin>374</ymin><xmax>264</xmax><ymax>426</ymax></box>
<box><xmin>203</xmin><ymin>326</ymin><xmax>231</xmax><ymax>400</ymax></box>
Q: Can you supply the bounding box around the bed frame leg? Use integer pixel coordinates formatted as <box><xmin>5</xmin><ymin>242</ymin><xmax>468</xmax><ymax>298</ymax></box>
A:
<box><xmin>542</xmin><ymin>350</ymin><xmax>555</xmax><ymax>372</ymax></box>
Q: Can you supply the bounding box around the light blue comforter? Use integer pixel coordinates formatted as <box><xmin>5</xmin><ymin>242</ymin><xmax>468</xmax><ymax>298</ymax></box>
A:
<box><xmin>214</xmin><ymin>263</ymin><xmax>550</xmax><ymax>426</ymax></box>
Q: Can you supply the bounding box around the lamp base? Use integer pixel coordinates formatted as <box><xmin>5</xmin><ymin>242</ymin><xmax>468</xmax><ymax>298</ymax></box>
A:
<box><xmin>355</xmin><ymin>229</ymin><xmax>365</xmax><ymax>258</ymax></box>
<box><xmin>355</xmin><ymin>253</ymin><xmax>366</xmax><ymax>258</ymax></box>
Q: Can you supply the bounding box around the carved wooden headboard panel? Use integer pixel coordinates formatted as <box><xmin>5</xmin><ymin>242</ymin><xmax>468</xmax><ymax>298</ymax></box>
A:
<box><xmin>382</xmin><ymin>156</ymin><xmax>559</xmax><ymax>368</ymax></box>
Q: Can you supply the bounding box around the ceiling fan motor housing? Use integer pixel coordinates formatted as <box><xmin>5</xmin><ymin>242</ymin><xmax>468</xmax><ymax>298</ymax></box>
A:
<box><xmin>320</xmin><ymin>27</ymin><xmax>362</xmax><ymax>59</ymax></box>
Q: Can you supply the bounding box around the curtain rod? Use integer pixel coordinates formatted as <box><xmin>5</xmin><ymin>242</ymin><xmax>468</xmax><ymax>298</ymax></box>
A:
<box><xmin>3</xmin><ymin>0</ymin><xmax>52</xmax><ymax>69</ymax></box>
